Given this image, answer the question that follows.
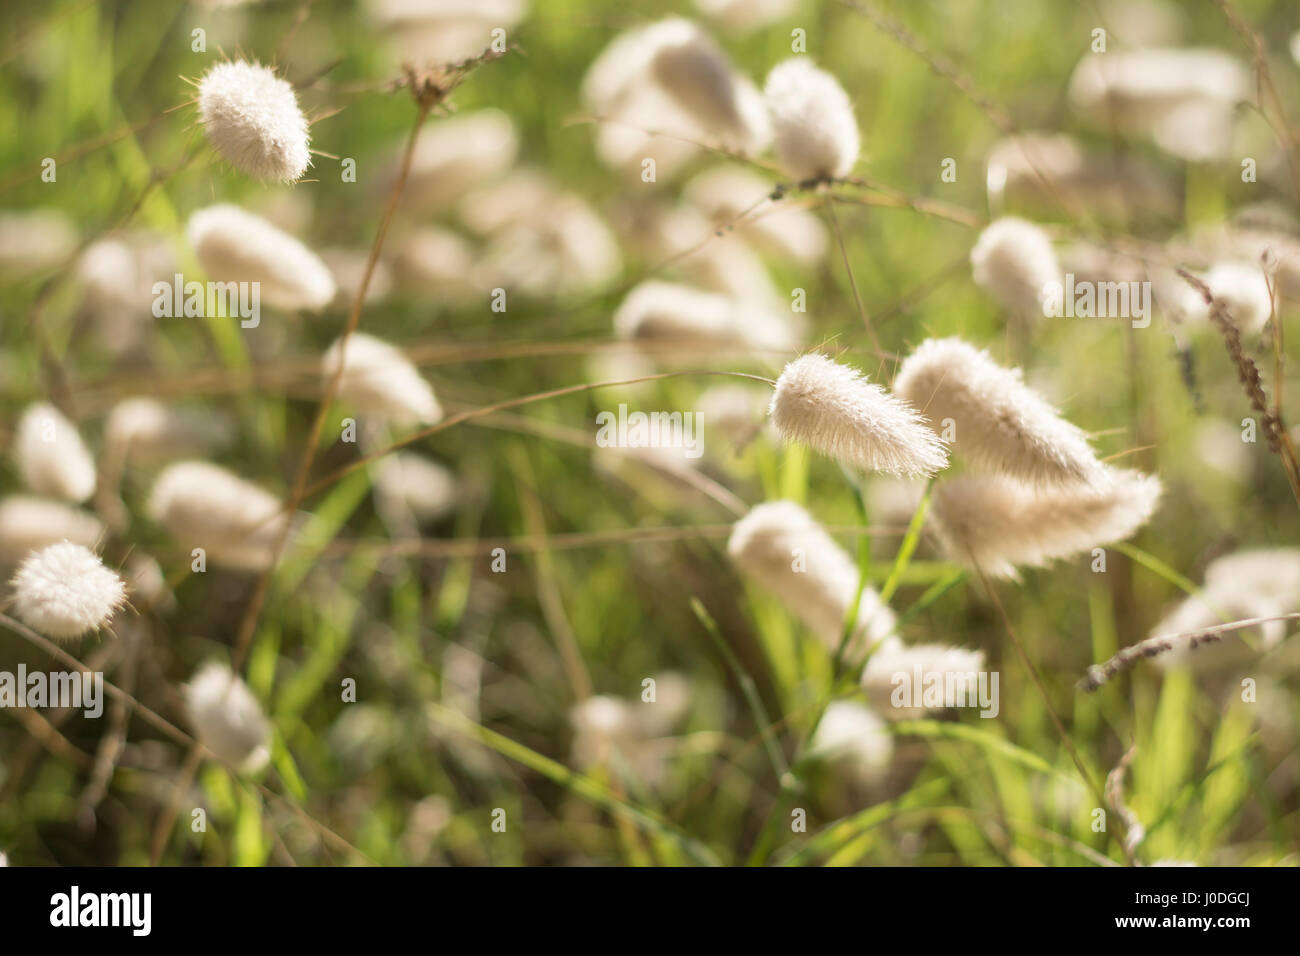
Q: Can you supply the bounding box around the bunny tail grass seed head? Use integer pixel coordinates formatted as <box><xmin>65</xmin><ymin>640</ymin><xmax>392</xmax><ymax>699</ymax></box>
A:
<box><xmin>569</xmin><ymin>686</ymin><xmax>688</xmax><ymax>786</ymax></box>
<box><xmin>770</xmin><ymin>353</ymin><xmax>949</xmax><ymax>477</ymax></box>
<box><xmin>612</xmin><ymin>280</ymin><xmax>799</xmax><ymax>352</ymax></box>
<box><xmin>197</xmin><ymin>60</ymin><xmax>311</xmax><ymax>183</ymax></box>
<box><xmin>187</xmin><ymin>204</ymin><xmax>336</xmax><ymax>311</ymax></box>
<box><xmin>930</xmin><ymin>467</ymin><xmax>1162</xmax><ymax>579</ymax></box>
<box><xmin>893</xmin><ymin>337</ymin><xmax>1105</xmax><ymax>485</ymax></box>
<box><xmin>374</xmin><ymin>453</ymin><xmax>458</xmax><ymax>527</ymax></box>
<box><xmin>808</xmin><ymin>700</ymin><xmax>894</xmax><ymax>777</ymax></box>
<box><xmin>148</xmin><ymin>461</ymin><xmax>289</xmax><ymax>571</ymax></box>
<box><xmin>1150</xmin><ymin>548</ymin><xmax>1300</xmax><ymax>671</ymax></box>
<box><xmin>645</xmin><ymin>19</ymin><xmax>771</xmax><ymax>152</ymax></box>
<box><xmin>10</xmin><ymin>542</ymin><xmax>126</xmax><ymax>641</ymax></box>
<box><xmin>763</xmin><ymin>58</ymin><xmax>859</xmax><ymax>182</ymax></box>
<box><xmin>15</xmin><ymin>403</ymin><xmax>96</xmax><ymax>504</ymax></box>
<box><xmin>970</xmin><ymin>217</ymin><xmax>1060</xmax><ymax>317</ymax></box>
<box><xmin>0</xmin><ymin>496</ymin><xmax>104</xmax><ymax>568</ymax></box>
<box><xmin>1204</xmin><ymin>261</ymin><xmax>1274</xmax><ymax>334</ymax></box>
<box><xmin>322</xmin><ymin>332</ymin><xmax>442</xmax><ymax>428</ymax></box>
<box><xmin>727</xmin><ymin>500</ymin><xmax>895</xmax><ymax>654</ymax></box>
<box><xmin>860</xmin><ymin>636</ymin><xmax>987</xmax><ymax>720</ymax></box>
<box><xmin>0</xmin><ymin>208</ymin><xmax>77</xmax><ymax>273</ymax></box>
<box><xmin>401</xmin><ymin>110</ymin><xmax>519</xmax><ymax>210</ymax></box>
<box><xmin>685</xmin><ymin>166</ymin><xmax>828</xmax><ymax>264</ymax></box>
<box><xmin>184</xmin><ymin>661</ymin><xmax>271</xmax><ymax>773</ymax></box>
<box><xmin>104</xmin><ymin>397</ymin><xmax>233</xmax><ymax>468</ymax></box>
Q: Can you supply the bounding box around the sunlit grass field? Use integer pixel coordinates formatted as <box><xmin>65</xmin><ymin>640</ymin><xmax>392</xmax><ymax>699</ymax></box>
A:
<box><xmin>0</xmin><ymin>0</ymin><xmax>1298</xmax><ymax>866</ymax></box>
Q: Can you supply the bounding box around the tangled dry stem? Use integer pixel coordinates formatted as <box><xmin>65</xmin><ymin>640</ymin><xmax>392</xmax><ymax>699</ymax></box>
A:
<box><xmin>1079</xmin><ymin>613</ymin><xmax>1300</xmax><ymax>691</ymax></box>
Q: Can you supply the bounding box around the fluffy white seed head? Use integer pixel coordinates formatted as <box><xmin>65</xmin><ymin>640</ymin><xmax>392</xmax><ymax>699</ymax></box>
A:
<box><xmin>769</xmin><ymin>353</ymin><xmax>949</xmax><ymax>477</ymax></box>
<box><xmin>642</xmin><ymin>204</ymin><xmax>786</xmax><ymax>310</ymax></box>
<box><xmin>401</xmin><ymin>110</ymin><xmax>518</xmax><ymax>210</ymax></box>
<box><xmin>545</xmin><ymin>196</ymin><xmax>624</xmax><ymax>293</ymax></box>
<box><xmin>1204</xmin><ymin>261</ymin><xmax>1274</xmax><ymax>333</ymax></box>
<box><xmin>569</xmin><ymin>683</ymin><xmax>689</xmax><ymax>785</ymax></box>
<box><xmin>583</xmin><ymin>19</ymin><xmax>770</xmax><ymax>162</ymax></box>
<box><xmin>1148</xmin><ymin>591</ymin><xmax>1265</xmax><ymax>673</ymax></box>
<box><xmin>1150</xmin><ymin>264</ymin><xmax>1211</xmax><ymax>325</ymax></box>
<box><xmin>10</xmin><ymin>542</ymin><xmax>126</xmax><ymax>640</ymax></box>
<box><xmin>458</xmin><ymin>169</ymin><xmax>558</xmax><ymax>236</ymax></box>
<box><xmin>1197</xmin><ymin>219</ymin><xmax>1300</xmax><ymax>300</ymax></box>
<box><xmin>187</xmin><ymin>204</ymin><xmax>336</xmax><ymax>310</ymax></box>
<box><xmin>476</xmin><ymin>193</ymin><xmax>623</xmax><ymax>297</ymax></box>
<box><xmin>684</xmin><ymin>166</ymin><xmax>828</xmax><ymax>264</ymax></box>
<box><xmin>930</xmin><ymin>467</ymin><xmax>1162</xmax><ymax>579</ymax></box>
<box><xmin>104</xmin><ymin>398</ymin><xmax>232</xmax><ymax>469</ymax></box>
<box><xmin>727</xmin><ymin>500</ymin><xmax>895</xmax><ymax>654</ymax></box>
<box><xmin>369</xmin><ymin>0</ymin><xmax>526</xmax><ymax>69</ymax></box>
<box><xmin>78</xmin><ymin>232</ymin><xmax>177</xmax><ymax>353</ymax></box>
<box><xmin>124</xmin><ymin>552</ymin><xmax>174</xmax><ymax>614</ymax></box>
<box><xmin>374</xmin><ymin>453</ymin><xmax>458</xmax><ymax>527</ymax></box>
<box><xmin>1192</xmin><ymin>419</ymin><xmax>1251</xmax><ymax>483</ymax></box>
<box><xmin>763</xmin><ymin>58</ymin><xmax>860</xmax><ymax>182</ymax></box>
<box><xmin>184</xmin><ymin>662</ymin><xmax>271</xmax><ymax>772</ymax></box>
<box><xmin>893</xmin><ymin>337</ymin><xmax>1106</xmax><ymax>485</ymax></box>
<box><xmin>0</xmin><ymin>497</ymin><xmax>104</xmax><ymax>569</ymax></box>
<box><xmin>860</xmin><ymin>636</ymin><xmax>987</xmax><ymax>720</ymax></box>
<box><xmin>970</xmin><ymin>217</ymin><xmax>1061</xmax><ymax>316</ymax></box>
<box><xmin>569</xmin><ymin>695</ymin><xmax>632</xmax><ymax>761</ymax></box>
<box><xmin>808</xmin><ymin>700</ymin><xmax>894</xmax><ymax>776</ymax></box>
<box><xmin>640</xmin><ymin>671</ymin><xmax>692</xmax><ymax>735</ymax></box>
<box><xmin>1153</xmin><ymin>548</ymin><xmax>1300</xmax><ymax>670</ymax></box>
<box><xmin>645</xmin><ymin>19</ymin><xmax>770</xmax><ymax>152</ymax></box>
<box><xmin>197</xmin><ymin>61</ymin><xmax>311</xmax><ymax>183</ymax></box>
<box><xmin>1068</xmin><ymin>48</ymin><xmax>1249</xmax><ymax>161</ymax></box>
<box><xmin>984</xmin><ymin>133</ymin><xmax>1176</xmax><ymax>223</ymax></box>
<box><xmin>78</xmin><ymin>238</ymin><xmax>138</xmax><ymax>306</ymax></box>
<box><xmin>582</xmin><ymin>23</ymin><xmax>652</xmax><ymax>114</ymax></box>
<box><xmin>322</xmin><ymin>333</ymin><xmax>442</xmax><ymax>428</ymax></box>
<box><xmin>392</xmin><ymin>226</ymin><xmax>479</xmax><ymax>303</ymax></box>
<box><xmin>615</xmin><ymin>281</ymin><xmax>735</xmax><ymax>344</ymax></box>
<box><xmin>1059</xmin><ymin>240</ymin><xmax>1149</xmax><ymax>290</ymax></box>
<box><xmin>696</xmin><ymin>0</ymin><xmax>798</xmax><ymax>31</ymax></box>
<box><xmin>14</xmin><ymin>403</ymin><xmax>96</xmax><ymax>503</ymax></box>
<box><xmin>592</xmin><ymin>98</ymin><xmax>703</xmax><ymax>179</ymax></box>
<box><xmin>148</xmin><ymin>461</ymin><xmax>289</xmax><ymax>571</ymax></box>
<box><xmin>0</xmin><ymin>209</ymin><xmax>77</xmax><ymax>273</ymax></box>
<box><xmin>986</xmin><ymin>134</ymin><xmax>1087</xmax><ymax>204</ymax></box>
<box><xmin>613</xmin><ymin>280</ymin><xmax>799</xmax><ymax>353</ymax></box>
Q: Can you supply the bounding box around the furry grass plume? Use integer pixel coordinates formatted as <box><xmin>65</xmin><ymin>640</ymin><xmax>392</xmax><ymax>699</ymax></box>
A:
<box><xmin>196</xmin><ymin>61</ymin><xmax>311</xmax><ymax>183</ymax></box>
<box><xmin>893</xmin><ymin>337</ymin><xmax>1105</xmax><ymax>486</ymax></box>
<box><xmin>187</xmin><ymin>204</ymin><xmax>336</xmax><ymax>310</ymax></box>
<box><xmin>930</xmin><ymin>467</ymin><xmax>1162</xmax><ymax>579</ymax></box>
<box><xmin>727</xmin><ymin>499</ymin><xmax>896</xmax><ymax>654</ymax></box>
<box><xmin>9</xmin><ymin>542</ymin><xmax>126</xmax><ymax>640</ymax></box>
<box><xmin>769</xmin><ymin>353</ymin><xmax>948</xmax><ymax>477</ymax></box>
<box><xmin>763</xmin><ymin>57</ymin><xmax>860</xmax><ymax>182</ymax></box>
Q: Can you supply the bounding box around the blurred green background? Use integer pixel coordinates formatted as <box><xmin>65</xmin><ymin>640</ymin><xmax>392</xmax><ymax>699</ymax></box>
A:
<box><xmin>0</xmin><ymin>0</ymin><xmax>1298</xmax><ymax>866</ymax></box>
